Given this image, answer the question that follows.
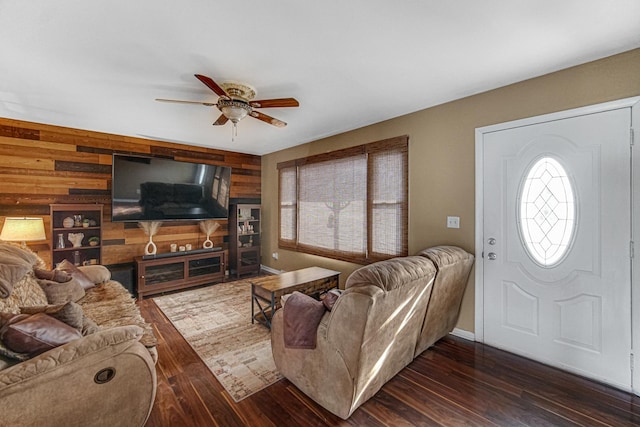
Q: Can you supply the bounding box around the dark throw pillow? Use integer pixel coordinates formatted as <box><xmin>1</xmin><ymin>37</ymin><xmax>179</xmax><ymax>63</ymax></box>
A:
<box><xmin>283</xmin><ymin>291</ymin><xmax>327</xmax><ymax>349</ymax></box>
<box><xmin>21</xmin><ymin>302</ymin><xmax>84</xmax><ymax>331</ymax></box>
<box><xmin>56</xmin><ymin>259</ymin><xmax>95</xmax><ymax>290</ymax></box>
<box><xmin>37</xmin><ymin>278</ymin><xmax>85</xmax><ymax>305</ymax></box>
<box><xmin>0</xmin><ymin>312</ymin><xmax>82</xmax><ymax>357</ymax></box>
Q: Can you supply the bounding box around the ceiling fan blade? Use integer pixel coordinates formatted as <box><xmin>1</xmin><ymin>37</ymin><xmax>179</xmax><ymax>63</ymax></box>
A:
<box><xmin>194</xmin><ymin>74</ymin><xmax>229</xmax><ymax>98</ymax></box>
<box><xmin>156</xmin><ymin>98</ymin><xmax>216</xmax><ymax>107</ymax></box>
<box><xmin>250</xmin><ymin>111</ymin><xmax>287</xmax><ymax>128</ymax></box>
<box><xmin>213</xmin><ymin>114</ymin><xmax>229</xmax><ymax>126</ymax></box>
<box><xmin>249</xmin><ymin>98</ymin><xmax>299</xmax><ymax>108</ymax></box>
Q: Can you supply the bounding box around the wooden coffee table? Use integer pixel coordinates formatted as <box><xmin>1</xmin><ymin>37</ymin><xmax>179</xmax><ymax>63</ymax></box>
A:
<box><xmin>251</xmin><ymin>266</ymin><xmax>340</xmax><ymax>328</ymax></box>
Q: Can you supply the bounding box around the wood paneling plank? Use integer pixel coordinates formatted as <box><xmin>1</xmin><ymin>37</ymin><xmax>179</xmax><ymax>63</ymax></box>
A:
<box><xmin>55</xmin><ymin>160</ymin><xmax>112</xmax><ymax>174</ymax></box>
<box><xmin>0</xmin><ymin>125</ymin><xmax>39</xmax><ymax>140</ymax></box>
<box><xmin>0</xmin><ymin>144</ymin><xmax>102</xmax><ymax>163</ymax></box>
<box><xmin>0</xmin><ymin>155</ymin><xmax>54</xmax><ymax>171</ymax></box>
<box><xmin>0</xmin><ymin>135</ymin><xmax>76</xmax><ymax>151</ymax></box>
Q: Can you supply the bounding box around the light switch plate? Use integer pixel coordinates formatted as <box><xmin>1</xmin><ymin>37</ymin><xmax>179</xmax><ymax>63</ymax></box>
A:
<box><xmin>447</xmin><ymin>216</ymin><xmax>460</xmax><ymax>229</ymax></box>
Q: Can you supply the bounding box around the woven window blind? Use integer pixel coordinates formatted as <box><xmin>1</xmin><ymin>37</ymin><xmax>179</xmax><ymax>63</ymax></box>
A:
<box><xmin>279</xmin><ymin>166</ymin><xmax>297</xmax><ymax>244</ymax></box>
<box><xmin>369</xmin><ymin>147</ymin><xmax>408</xmax><ymax>257</ymax></box>
<box><xmin>278</xmin><ymin>135</ymin><xmax>408</xmax><ymax>264</ymax></box>
<box><xmin>299</xmin><ymin>155</ymin><xmax>367</xmax><ymax>256</ymax></box>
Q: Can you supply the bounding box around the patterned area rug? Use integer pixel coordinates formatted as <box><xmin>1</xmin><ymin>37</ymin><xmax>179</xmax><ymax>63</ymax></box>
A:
<box><xmin>153</xmin><ymin>279</ymin><xmax>282</xmax><ymax>402</ymax></box>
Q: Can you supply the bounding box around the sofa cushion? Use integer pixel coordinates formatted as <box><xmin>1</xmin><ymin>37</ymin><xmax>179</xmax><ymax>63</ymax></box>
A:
<box><xmin>0</xmin><ymin>256</ymin><xmax>31</xmax><ymax>299</ymax></box>
<box><xmin>56</xmin><ymin>260</ymin><xmax>95</xmax><ymax>290</ymax></box>
<box><xmin>417</xmin><ymin>245</ymin><xmax>472</xmax><ymax>266</ymax></box>
<box><xmin>0</xmin><ymin>272</ymin><xmax>48</xmax><ymax>314</ymax></box>
<box><xmin>77</xmin><ymin>265</ymin><xmax>111</xmax><ymax>285</ymax></box>
<box><xmin>345</xmin><ymin>256</ymin><xmax>436</xmax><ymax>292</ymax></box>
<box><xmin>80</xmin><ymin>281</ymin><xmax>157</xmax><ymax>348</ymax></box>
<box><xmin>81</xmin><ymin>315</ymin><xmax>99</xmax><ymax>336</ymax></box>
<box><xmin>0</xmin><ymin>312</ymin><xmax>82</xmax><ymax>356</ymax></box>
<box><xmin>0</xmin><ymin>243</ymin><xmax>40</xmax><ymax>268</ymax></box>
<box><xmin>33</xmin><ymin>268</ymin><xmax>72</xmax><ymax>283</ymax></box>
<box><xmin>0</xmin><ymin>242</ymin><xmax>44</xmax><ymax>299</ymax></box>
<box><xmin>38</xmin><ymin>278</ymin><xmax>85</xmax><ymax>305</ymax></box>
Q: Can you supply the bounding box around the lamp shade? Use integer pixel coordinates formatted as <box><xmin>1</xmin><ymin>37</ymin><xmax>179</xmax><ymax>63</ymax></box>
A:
<box><xmin>0</xmin><ymin>217</ymin><xmax>46</xmax><ymax>246</ymax></box>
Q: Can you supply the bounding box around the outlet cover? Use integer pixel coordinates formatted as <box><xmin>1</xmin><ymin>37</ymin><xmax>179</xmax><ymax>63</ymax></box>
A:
<box><xmin>447</xmin><ymin>216</ymin><xmax>460</xmax><ymax>229</ymax></box>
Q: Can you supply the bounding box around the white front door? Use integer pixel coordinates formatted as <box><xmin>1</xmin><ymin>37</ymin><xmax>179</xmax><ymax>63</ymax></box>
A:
<box><xmin>480</xmin><ymin>107</ymin><xmax>632</xmax><ymax>389</ymax></box>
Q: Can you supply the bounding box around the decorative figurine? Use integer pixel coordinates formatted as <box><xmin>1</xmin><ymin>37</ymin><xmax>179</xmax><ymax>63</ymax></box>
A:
<box><xmin>67</xmin><ymin>233</ymin><xmax>84</xmax><ymax>248</ymax></box>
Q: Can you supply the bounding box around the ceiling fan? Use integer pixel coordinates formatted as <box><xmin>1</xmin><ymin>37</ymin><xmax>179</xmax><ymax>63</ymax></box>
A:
<box><xmin>156</xmin><ymin>74</ymin><xmax>299</xmax><ymax>135</ymax></box>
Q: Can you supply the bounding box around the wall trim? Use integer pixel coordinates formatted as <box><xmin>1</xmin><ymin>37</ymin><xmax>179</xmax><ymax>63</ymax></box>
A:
<box><xmin>450</xmin><ymin>328</ymin><xmax>475</xmax><ymax>341</ymax></box>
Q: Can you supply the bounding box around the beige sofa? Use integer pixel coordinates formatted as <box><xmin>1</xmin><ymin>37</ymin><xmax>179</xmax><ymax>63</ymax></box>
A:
<box><xmin>0</xmin><ymin>243</ymin><xmax>157</xmax><ymax>427</ymax></box>
<box><xmin>271</xmin><ymin>245</ymin><xmax>474</xmax><ymax>419</ymax></box>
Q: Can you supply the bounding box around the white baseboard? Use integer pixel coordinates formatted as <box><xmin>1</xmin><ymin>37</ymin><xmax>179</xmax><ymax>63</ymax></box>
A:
<box><xmin>260</xmin><ymin>265</ymin><xmax>283</xmax><ymax>275</ymax></box>
<box><xmin>450</xmin><ymin>328</ymin><xmax>475</xmax><ymax>341</ymax></box>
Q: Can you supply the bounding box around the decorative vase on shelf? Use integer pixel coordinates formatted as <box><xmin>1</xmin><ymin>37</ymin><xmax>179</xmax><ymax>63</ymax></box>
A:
<box><xmin>63</xmin><ymin>217</ymin><xmax>74</xmax><ymax>228</ymax></box>
<box><xmin>145</xmin><ymin>235</ymin><xmax>157</xmax><ymax>255</ymax></box>
<box><xmin>67</xmin><ymin>233</ymin><xmax>84</xmax><ymax>248</ymax></box>
<box><xmin>199</xmin><ymin>220</ymin><xmax>220</xmax><ymax>249</ymax></box>
<box><xmin>138</xmin><ymin>221</ymin><xmax>162</xmax><ymax>256</ymax></box>
<box><xmin>57</xmin><ymin>234</ymin><xmax>66</xmax><ymax>249</ymax></box>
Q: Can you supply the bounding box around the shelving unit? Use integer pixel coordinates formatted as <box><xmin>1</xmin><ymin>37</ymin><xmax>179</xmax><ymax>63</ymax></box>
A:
<box><xmin>229</xmin><ymin>204</ymin><xmax>261</xmax><ymax>278</ymax></box>
<box><xmin>135</xmin><ymin>250</ymin><xmax>225</xmax><ymax>299</ymax></box>
<box><xmin>50</xmin><ymin>204</ymin><xmax>103</xmax><ymax>268</ymax></box>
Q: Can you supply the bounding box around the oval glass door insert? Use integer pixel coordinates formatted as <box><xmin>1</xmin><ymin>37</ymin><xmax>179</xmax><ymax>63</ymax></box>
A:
<box><xmin>519</xmin><ymin>157</ymin><xmax>576</xmax><ymax>267</ymax></box>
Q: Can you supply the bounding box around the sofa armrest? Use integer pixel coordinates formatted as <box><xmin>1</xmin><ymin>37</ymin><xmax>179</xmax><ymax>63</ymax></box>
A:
<box><xmin>415</xmin><ymin>245</ymin><xmax>474</xmax><ymax>355</ymax></box>
<box><xmin>0</xmin><ymin>325</ymin><xmax>143</xmax><ymax>386</ymax></box>
<box><xmin>0</xmin><ymin>326</ymin><xmax>157</xmax><ymax>427</ymax></box>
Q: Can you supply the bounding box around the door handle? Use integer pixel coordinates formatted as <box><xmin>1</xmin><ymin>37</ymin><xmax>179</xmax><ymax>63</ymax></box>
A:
<box><xmin>488</xmin><ymin>252</ymin><xmax>497</xmax><ymax>260</ymax></box>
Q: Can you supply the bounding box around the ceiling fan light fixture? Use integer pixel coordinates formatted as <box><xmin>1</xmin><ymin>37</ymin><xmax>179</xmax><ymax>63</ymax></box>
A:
<box><xmin>158</xmin><ymin>74</ymin><xmax>298</xmax><ymax>137</ymax></box>
<box><xmin>218</xmin><ymin>99</ymin><xmax>251</xmax><ymax>123</ymax></box>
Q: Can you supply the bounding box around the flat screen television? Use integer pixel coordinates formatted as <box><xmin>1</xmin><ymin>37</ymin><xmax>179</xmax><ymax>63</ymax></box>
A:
<box><xmin>111</xmin><ymin>154</ymin><xmax>232</xmax><ymax>222</ymax></box>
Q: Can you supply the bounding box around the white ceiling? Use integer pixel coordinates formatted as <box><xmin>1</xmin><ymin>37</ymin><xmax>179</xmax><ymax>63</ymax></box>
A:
<box><xmin>1</xmin><ymin>1</ymin><xmax>639</xmax><ymax>156</ymax></box>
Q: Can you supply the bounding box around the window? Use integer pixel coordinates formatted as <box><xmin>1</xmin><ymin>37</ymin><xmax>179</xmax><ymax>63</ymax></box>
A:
<box><xmin>278</xmin><ymin>136</ymin><xmax>408</xmax><ymax>264</ymax></box>
<box><xmin>519</xmin><ymin>156</ymin><xmax>576</xmax><ymax>267</ymax></box>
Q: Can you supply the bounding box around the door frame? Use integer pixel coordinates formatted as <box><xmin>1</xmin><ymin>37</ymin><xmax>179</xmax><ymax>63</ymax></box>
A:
<box><xmin>474</xmin><ymin>96</ymin><xmax>640</xmax><ymax>393</ymax></box>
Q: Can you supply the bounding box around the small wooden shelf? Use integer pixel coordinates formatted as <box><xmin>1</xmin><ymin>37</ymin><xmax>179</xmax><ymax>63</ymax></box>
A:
<box><xmin>53</xmin><ymin>245</ymin><xmax>101</xmax><ymax>252</ymax></box>
<box><xmin>50</xmin><ymin>204</ymin><xmax>103</xmax><ymax>267</ymax></box>
<box><xmin>229</xmin><ymin>204</ymin><xmax>261</xmax><ymax>278</ymax></box>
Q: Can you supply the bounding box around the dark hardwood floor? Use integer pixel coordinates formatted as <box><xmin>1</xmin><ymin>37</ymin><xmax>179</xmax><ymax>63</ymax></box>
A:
<box><xmin>138</xmin><ymin>298</ymin><xmax>640</xmax><ymax>426</ymax></box>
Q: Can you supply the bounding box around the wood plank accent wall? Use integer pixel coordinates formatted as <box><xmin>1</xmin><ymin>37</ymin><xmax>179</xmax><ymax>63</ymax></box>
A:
<box><xmin>0</xmin><ymin>117</ymin><xmax>261</xmax><ymax>268</ymax></box>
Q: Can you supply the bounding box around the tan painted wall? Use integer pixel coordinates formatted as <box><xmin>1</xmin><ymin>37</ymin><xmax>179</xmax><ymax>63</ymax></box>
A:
<box><xmin>261</xmin><ymin>48</ymin><xmax>640</xmax><ymax>333</ymax></box>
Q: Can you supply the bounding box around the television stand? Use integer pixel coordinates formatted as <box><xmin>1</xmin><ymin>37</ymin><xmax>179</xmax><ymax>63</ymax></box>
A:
<box><xmin>135</xmin><ymin>250</ymin><xmax>225</xmax><ymax>299</ymax></box>
<box><xmin>141</xmin><ymin>247</ymin><xmax>222</xmax><ymax>260</ymax></box>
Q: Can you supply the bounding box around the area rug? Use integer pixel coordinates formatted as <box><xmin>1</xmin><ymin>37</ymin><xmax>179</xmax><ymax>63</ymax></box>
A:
<box><xmin>153</xmin><ymin>279</ymin><xmax>282</xmax><ymax>402</ymax></box>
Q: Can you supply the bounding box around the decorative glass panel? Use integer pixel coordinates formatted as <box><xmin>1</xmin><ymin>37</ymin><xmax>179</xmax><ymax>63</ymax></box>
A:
<box><xmin>519</xmin><ymin>157</ymin><xmax>575</xmax><ymax>267</ymax></box>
